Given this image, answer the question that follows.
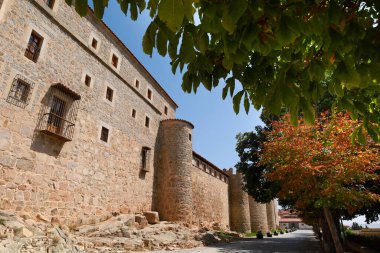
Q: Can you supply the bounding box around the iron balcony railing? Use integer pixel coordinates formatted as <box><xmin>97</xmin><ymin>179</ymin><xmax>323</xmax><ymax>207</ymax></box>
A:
<box><xmin>36</xmin><ymin>112</ymin><xmax>75</xmax><ymax>141</ymax></box>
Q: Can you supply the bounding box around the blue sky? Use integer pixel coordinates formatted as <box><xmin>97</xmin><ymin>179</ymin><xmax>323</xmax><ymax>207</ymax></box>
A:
<box><xmin>99</xmin><ymin>1</ymin><xmax>263</xmax><ymax>169</ymax></box>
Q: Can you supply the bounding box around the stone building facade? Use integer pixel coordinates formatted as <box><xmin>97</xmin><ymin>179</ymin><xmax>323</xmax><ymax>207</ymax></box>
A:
<box><xmin>0</xmin><ymin>0</ymin><xmax>277</xmax><ymax>232</ymax></box>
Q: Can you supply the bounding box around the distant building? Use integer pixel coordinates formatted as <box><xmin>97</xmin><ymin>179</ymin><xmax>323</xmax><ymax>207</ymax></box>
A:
<box><xmin>279</xmin><ymin>210</ymin><xmax>313</xmax><ymax>230</ymax></box>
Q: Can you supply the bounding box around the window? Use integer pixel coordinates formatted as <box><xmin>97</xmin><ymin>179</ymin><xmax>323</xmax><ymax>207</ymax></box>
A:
<box><xmin>141</xmin><ymin>147</ymin><xmax>151</xmax><ymax>172</ymax></box>
<box><xmin>111</xmin><ymin>54</ymin><xmax>119</xmax><ymax>68</ymax></box>
<box><xmin>189</xmin><ymin>134</ymin><xmax>192</xmax><ymax>141</ymax></box>
<box><xmin>6</xmin><ymin>76</ymin><xmax>34</xmax><ymax>108</ymax></box>
<box><xmin>147</xmin><ymin>89</ymin><xmax>152</xmax><ymax>100</ymax></box>
<box><xmin>132</xmin><ymin>109</ymin><xmax>136</xmax><ymax>118</ymax></box>
<box><xmin>36</xmin><ymin>83</ymin><xmax>81</xmax><ymax>141</ymax></box>
<box><xmin>100</xmin><ymin>126</ymin><xmax>109</xmax><ymax>142</ymax></box>
<box><xmin>25</xmin><ymin>31</ymin><xmax>43</xmax><ymax>62</ymax></box>
<box><xmin>164</xmin><ymin>106</ymin><xmax>168</xmax><ymax>115</ymax></box>
<box><xmin>43</xmin><ymin>0</ymin><xmax>55</xmax><ymax>8</ymax></box>
<box><xmin>106</xmin><ymin>87</ymin><xmax>113</xmax><ymax>102</ymax></box>
<box><xmin>47</xmin><ymin>96</ymin><xmax>66</xmax><ymax>135</ymax></box>
<box><xmin>84</xmin><ymin>75</ymin><xmax>92</xmax><ymax>87</ymax></box>
<box><xmin>145</xmin><ymin>116</ymin><xmax>150</xmax><ymax>128</ymax></box>
<box><xmin>91</xmin><ymin>38</ymin><xmax>98</xmax><ymax>50</ymax></box>
<box><xmin>135</xmin><ymin>79</ymin><xmax>140</xmax><ymax>88</ymax></box>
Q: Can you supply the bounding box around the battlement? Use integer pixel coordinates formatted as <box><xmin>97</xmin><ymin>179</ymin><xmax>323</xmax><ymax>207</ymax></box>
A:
<box><xmin>192</xmin><ymin>152</ymin><xmax>229</xmax><ymax>184</ymax></box>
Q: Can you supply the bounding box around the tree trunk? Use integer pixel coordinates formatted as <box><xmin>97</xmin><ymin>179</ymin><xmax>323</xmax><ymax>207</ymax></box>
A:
<box><xmin>323</xmin><ymin>207</ymin><xmax>344</xmax><ymax>253</ymax></box>
<box><xmin>322</xmin><ymin>217</ymin><xmax>333</xmax><ymax>253</ymax></box>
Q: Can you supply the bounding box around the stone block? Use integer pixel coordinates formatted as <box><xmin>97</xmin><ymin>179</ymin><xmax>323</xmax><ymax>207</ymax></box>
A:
<box><xmin>0</xmin><ymin>129</ymin><xmax>11</xmax><ymax>151</ymax></box>
<box><xmin>143</xmin><ymin>211</ymin><xmax>159</xmax><ymax>224</ymax></box>
<box><xmin>14</xmin><ymin>227</ymin><xmax>33</xmax><ymax>238</ymax></box>
<box><xmin>135</xmin><ymin>215</ymin><xmax>148</xmax><ymax>228</ymax></box>
<box><xmin>16</xmin><ymin>158</ymin><xmax>34</xmax><ymax>172</ymax></box>
<box><xmin>0</xmin><ymin>153</ymin><xmax>15</xmax><ymax>168</ymax></box>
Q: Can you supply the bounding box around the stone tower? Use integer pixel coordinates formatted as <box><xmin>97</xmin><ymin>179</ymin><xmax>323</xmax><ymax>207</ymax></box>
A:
<box><xmin>154</xmin><ymin>119</ymin><xmax>194</xmax><ymax>224</ymax></box>
<box><xmin>227</xmin><ymin>169</ymin><xmax>251</xmax><ymax>233</ymax></box>
<box><xmin>249</xmin><ymin>196</ymin><xmax>269</xmax><ymax>232</ymax></box>
<box><xmin>266</xmin><ymin>200</ymin><xmax>277</xmax><ymax>230</ymax></box>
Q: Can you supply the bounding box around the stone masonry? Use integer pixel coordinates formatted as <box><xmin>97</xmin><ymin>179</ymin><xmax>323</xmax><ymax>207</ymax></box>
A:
<box><xmin>0</xmin><ymin>0</ymin><xmax>278</xmax><ymax>233</ymax></box>
<box><xmin>249</xmin><ymin>196</ymin><xmax>269</xmax><ymax>232</ymax></box>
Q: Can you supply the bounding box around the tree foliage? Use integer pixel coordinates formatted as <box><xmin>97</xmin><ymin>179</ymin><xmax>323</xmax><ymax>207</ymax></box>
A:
<box><xmin>261</xmin><ymin>113</ymin><xmax>380</xmax><ymax>216</ymax></box>
<box><xmin>67</xmin><ymin>0</ymin><xmax>380</xmax><ymax>141</ymax></box>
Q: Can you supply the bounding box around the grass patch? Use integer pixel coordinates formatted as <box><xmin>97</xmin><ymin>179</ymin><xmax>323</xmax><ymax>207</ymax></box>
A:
<box><xmin>245</xmin><ymin>232</ymin><xmax>257</xmax><ymax>237</ymax></box>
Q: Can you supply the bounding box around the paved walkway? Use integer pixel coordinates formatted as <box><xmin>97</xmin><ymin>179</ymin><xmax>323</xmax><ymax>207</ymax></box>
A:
<box><xmin>152</xmin><ymin>230</ymin><xmax>322</xmax><ymax>253</ymax></box>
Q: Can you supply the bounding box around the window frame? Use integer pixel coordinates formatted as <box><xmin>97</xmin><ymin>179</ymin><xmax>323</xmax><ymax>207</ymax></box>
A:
<box><xmin>132</xmin><ymin>108</ymin><xmax>136</xmax><ymax>118</ymax></box>
<box><xmin>147</xmin><ymin>88</ymin><xmax>152</xmax><ymax>100</ymax></box>
<box><xmin>6</xmin><ymin>75</ymin><xmax>34</xmax><ymax>108</ymax></box>
<box><xmin>24</xmin><ymin>30</ymin><xmax>44</xmax><ymax>62</ymax></box>
<box><xmin>43</xmin><ymin>0</ymin><xmax>55</xmax><ymax>9</ymax></box>
<box><xmin>88</xmin><ymin>33</ymin><xmax>101</xmax><ymax>54</ymax></box>
<box><xmin>100</xmin><ymin>126</ymin><xmax>109</xmax><ymax>143</ymax></box>
<box><xmin>106</xmin><ymin>86</ymin><xmax>114</xmax><ymax>102</ymax></box>
<box><xmin>145</xmin><ymin>116</ymin><xmax>150</xmax><ymax>128</ymax></box>
<box><xmin>109</xmin><ymin>49</ymin><xmax>121</xmax><ymax>71</ymax></box>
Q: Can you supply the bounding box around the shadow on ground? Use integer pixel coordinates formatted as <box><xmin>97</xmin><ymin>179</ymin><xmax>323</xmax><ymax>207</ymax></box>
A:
<box><xmin>207</xmin><ymin>231</ymin><xmax>322</xmax><ymax>253</ymax></box>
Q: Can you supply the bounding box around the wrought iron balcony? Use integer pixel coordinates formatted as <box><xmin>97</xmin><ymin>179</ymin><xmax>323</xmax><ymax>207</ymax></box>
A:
<box><xmin>36</xmin><ymin>112</ymin><xmax>75</xmax><ymax>142</ymax></box>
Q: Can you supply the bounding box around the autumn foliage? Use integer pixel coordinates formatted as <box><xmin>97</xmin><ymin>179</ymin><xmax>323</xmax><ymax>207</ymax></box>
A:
<box><xmin>260</xmin><ymin>113</ymin><xmax>380</xmax><ymax>215</ymax></box>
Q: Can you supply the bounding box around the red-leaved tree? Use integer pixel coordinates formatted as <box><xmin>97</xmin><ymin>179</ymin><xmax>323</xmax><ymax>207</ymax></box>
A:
<box><xmin>261</xmin><ymin>112</ymin><xmax>379</xmax><ymax>252</ymax></box>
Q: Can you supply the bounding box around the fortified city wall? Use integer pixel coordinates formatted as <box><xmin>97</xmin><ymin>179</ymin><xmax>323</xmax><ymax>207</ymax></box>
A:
<box><xmin>191</xmin><ymin>153</ymin><xmax>230</xmax><ymax>228</ymax></box>
<box><xmin>0</xmin><ymin>0</ymin><xmax>279</xmax><ymax>232</ymax></box>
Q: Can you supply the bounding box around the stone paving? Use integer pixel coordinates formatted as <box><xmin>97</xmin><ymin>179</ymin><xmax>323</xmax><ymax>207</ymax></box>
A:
<box><xmin>149</xmin><ymin>230</ymin><xmax>322</xmax><ymax>253</ymax></box>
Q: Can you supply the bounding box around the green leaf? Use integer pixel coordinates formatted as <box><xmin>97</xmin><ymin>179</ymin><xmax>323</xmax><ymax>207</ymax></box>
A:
<box><xmin>222</xmin><ymin>85</ymin><xmax>229</xmax><ymax>100</ymax></box>
<box><xmin>158</xmin><ymin>0</ymin><xmax>185</xmax><ymax>32</ymax></box>
<box><xmin>118</xmin><ymin>0</ymin><xmax>128</xmax><ymax>14</ymax></box>
<box><xmin>156</xmin><ymin>28</ymin><xmax>168</xmax><ymax>56</ymax></box>
<box><xmin>143</xmin><ymin>22</ymin><xmax>158</xmax><ymax>56</ymax></box>
<box><xmin>244</xmin><ymin>92</ymin><xmax>250</xmax><ymax>114</ymax></box>
<box><xmin>233</xmin><ymin>91</ymin><xmax>244</xmax><ymax>114</ymax></box>
<box><xmin>351</xmin><ymin>126</ymin><xmax>359</xmax><ymax>144</ymax></box>
<box><xmin>221</xmin><ymin>0</ymin><xmax>248</xmax><ymax>33</ymax></box>
<box><xmin>148</xmin><ymin>0</ymin><xmax>159</xmax><ymax>18</ymax></box>
<box><xmin>222</xmin><ymin>56</ymin><xmax>234</xmax><ymax>70</ymax></box>
<box><xmin>300</xmin><ymin>97</ymin><xmax>315</xmax><ymax>123</ymax></box>
<box><xmin>75</xmin><ymin>0</ymin><xmax>88</xmax><ymax>16</ymax></box>
<box><xmin>357</xmin><ymin>126</ymin><xmax>367</xmax><ymax>145</ymax></box>
<box><xmin>137</xmin><ymin>0</ymin><xmax>146</xmax><ymax>13</ymax></box>
<box><xmin>130</xmin><ymin>2</ymin><xmax>138</xmax><ymax>20</ymax></box>
<box><xmin>93</xmin><ymin>0</ymin><xmax>107</xmax><ymax>18</ymax></box>
<box><xmin>183</xmin><ymin>0</ymin><xmax>195</xmax><ymax>21</ymax></box>
<box><xmin>171</xmin><ymin>59</ymin><xmax>180</xmax><ymax>74</ymax></box>
<box><xmin>366</xmin><ymin>123</ymin><xmax>379</xmax><ymax>142</ymax></box>
<box><xmin>179</xmin><ymin>32</ymin><xmax>195</xmax><ymax>63</ymax></box>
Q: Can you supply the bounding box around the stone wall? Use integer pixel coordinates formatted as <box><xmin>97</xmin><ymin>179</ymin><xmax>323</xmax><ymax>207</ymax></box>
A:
<box><xmin>266</xmin><ymin>200</ymin><xmax>277</xmax><ymax>230</ymax></box>
<box><xmin>0</xmin><ymin>0</ymin><xmax>175</xmax><ymax>225</ymax></box>
<box><xmin>249</xmin><ymin>196</ymin><xmax>268</xmax><ymax>232</ymax></box>
<box><xmin>227</xmin><ymin>170</ymin><xmax>251</xmax><ymax>233</ymax></box>
<box><xmin>191</xmin><ymin>154</ymin><xmax>229</xmax><ymax>228</ymax></box>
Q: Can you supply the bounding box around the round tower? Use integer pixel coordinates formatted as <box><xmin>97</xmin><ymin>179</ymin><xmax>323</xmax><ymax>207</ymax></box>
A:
<box><xmin>249</xmin><ymin>196</ymin><xmax>269</xmax><ymax>232</ymax></box>
<box><xmin>154</xmin><ymin>119</ymin><xmax>194</xmax><ymax>224</ymax></box>
<box><xmin>227</xmin><ymin>169</ymin><xmax>251</xmax><ymax>233</ymax></box>
<box><xmin>266</xmin><ymin>200</ymin><xmax>277</xmax><ymax>230</ymax></box>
